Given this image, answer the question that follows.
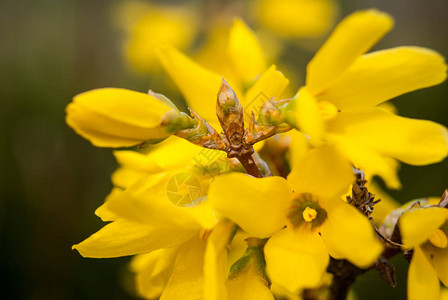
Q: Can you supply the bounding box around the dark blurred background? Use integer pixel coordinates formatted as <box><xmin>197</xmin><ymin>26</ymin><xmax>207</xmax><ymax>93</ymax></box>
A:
<box><xmin>0</xmin><ymin>0</ymin><xmax>447</xmax><ymax>299</ymax></box>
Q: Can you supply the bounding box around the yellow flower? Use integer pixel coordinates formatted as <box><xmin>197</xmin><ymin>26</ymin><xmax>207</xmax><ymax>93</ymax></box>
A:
<box><xmin>116</xmin><ymin>1</ymin><xmax>198</xmax><ymax>73</ymax></box>
<box><xmin>399</xmin><ymin>203</ymin><xmax>448</xmax><ymax>300</ymax></box>
<box><xmin>293</xmin><ymin>9</ymin><xmax>448</xmax><ymax>188</ymax></box>
<box><xmin>72</xmin><ymin>171</ymin><xmax>229</xmax><ymax>299</ymax></box>
<box><xmin>66</xmin><ymin>88</ymin><xmax>181</xmax><ymax>148</ymax></box>
<box><xmin>208</xmin><ymin>146</ymin><xmax>383</xmax><ymax>293</ymax></box>
<box><xmin>157</xmin><ymin>19</ymin><xmax>289</xmax><ymax>128</ymax></box>
<box><xmin>254</xmin><ymin>0</ymin><xmax>338</xmax><ymax>38</ymax></box>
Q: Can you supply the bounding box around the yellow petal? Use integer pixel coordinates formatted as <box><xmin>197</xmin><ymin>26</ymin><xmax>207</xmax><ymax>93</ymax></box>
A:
<box><xmin>320</xmin><ymin>199</ymin><xmax>383</xmax><ymax>267</ymax></box>
<box><xmin>441</xmin><ymin>287</ymin><xmax>448</xmax><ymax>300</ymax></box>
<box><xmin>226</xmin><ymin>261</ymin><xmax>274</xmax><ymax>300</ymax></box>
<box><xmin>105</xmin><ymin>175</ymin><xmax>216</xmax><ymax>230</ymax></box>
<box><xmin>294</xmin><ymin>87</ymin><xmax>325</xmax><ymax>144</ymax></box>
<box><xmin>399</xmin><ymin>206</ymin><xmax>448</xmax><ymax>248</ymax></box>
<box><xmin>431</xmin><ymin>244</ymin><xmax>448</xmax><ymax>287</ymax></box>
<box><xmin>288</xmin><ymin>130</ymin><xmax>309</xmax><ymax>168</ymax></box>
<box><xmin>264</xmin><ymin>228</ymin><xmax>329</xmax><ymax>293</ymax></box>
<box><xmin>243</xmin><ymin>64</ymin><xmax>289</xmax><ymax>118</ymax></box>
<box><xmin>66</xmin><ymin>103</ymin><xmax>168</xmax><ymax>148</ymax></box>
<box><xmin>111</xmin><ymin>167</ymin><xmax>144</xmax><ymax>189</ymax></box>
<box><xmin>330</xmin><ymin>134</ymin><xmax>402</xmax><ymax>189</ymax></box>
<box><xmin>157</xmin><ymin>46</ymin><xmax>222</xmax><ymax>123</ymax></box>
<box><xmin>208</xmin><ymin>173</ymin><xmax>292</xmax><ymax>238</ymax></box>
<box><xmin>72</xmin><ymin>88</ymin><xmax>171</xmax><ymax>127</ymax></box>
<box><xmin>227</xmin><ymin>18</ymin><xmax>266</xmax><ymax>84</ymax></box>
<box><xmin>114</xmin><ymin>136</ymin><xmax>210</xmax><ymax>174</ymax></box>
<box><xmin>73</xmin><ymin>219</ymin><xmax>194</xmax><ymax>258</ymax></box>
<box><xmin>66</xmin><ymin>88</ymin><xmax>172</xmax><ymax>147</ymax></box>
<box><xmin>204</xmin><ymin>220</ymin><xmax>235</xmax><ymax>300</ymax></box>
<box><xmin>317</xmin><ymin>47</ymin><xmax>447</xmax><ymax>110</ymax></box>
<box><xmin>256</xmin><ymin>0</ymin><xmax>337</xmax><ymax>38</ymax></box>
<box><xmin>408</xmin><ymin>247</ymin><xmax>440</xmax><ymax>300</ymax></box>
<box><xmin>287</xmin><ymin>145</ymin><xmax>354</xmax><ymax>201</ymax></box>
<box><xmin>329</xmin><ymin>109</ymin><xmax>448</xmax><ymax>166</ymax></box>
<box><xmin>160</xmin><ymin>235</ymin><xmax>207</xmax><ymax>300</ymax></box>
<box><xmin>94</xmin><ymin>187</ymin><xmax>123</xmax><ymax>222</ymax></box>
<box><xmin>130</xmin><ymin>248</ymin><xmax>178</xmax><ymax>299</ymax></box>
<box><xmin>307</xmin><ymin>9</ymin><xmax>393</xmax><ymax>94</ymax></box>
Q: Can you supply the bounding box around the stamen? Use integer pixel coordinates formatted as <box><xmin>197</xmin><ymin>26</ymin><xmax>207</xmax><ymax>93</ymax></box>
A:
<box><xmin>303</xmin><ymin>207</ymin><xmax>318</xmax><ymax>222</ymax></box>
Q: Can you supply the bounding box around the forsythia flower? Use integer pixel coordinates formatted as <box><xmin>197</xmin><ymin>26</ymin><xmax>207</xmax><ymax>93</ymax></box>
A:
<box><xmin>157</xmin><ymin>19</ymin><xmax>289</xmax><ymax>128</ymax></box>
<box><xmin>398</xmin><ymin>201</ymin><xmax>448</xmax><ymax>300</ymax></box>
<box><xmin>293</xmin><ymin>9</ymin><xmax>448</xmax><ymax>188</ymax></box>
<box><xmin>208</xmin><ymin>146</ymin><xmax>383</xmax><ymax>293</ymax></box>
<box><xmin>66</xmin><ymin>88</ymin><xmax>181</xmax><ymax>148</ymax></box>
<box><xmin>115</xmin><ymin>1</ymin><xmax>198</xmax><ymax>73</ymax></box>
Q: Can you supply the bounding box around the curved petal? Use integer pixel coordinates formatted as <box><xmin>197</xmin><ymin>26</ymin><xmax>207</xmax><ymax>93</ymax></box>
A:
<box><xmin>306</xmin><ymin>9</ymin><xmax>393</xmax><ymax>94</ymax></box>
<box><xmin>320</xmin><ymin>199</ymin><xmax>383</xmax><ymax>267</ymax></box>
<box><xmin>287</xmin><ymin>145</ymin><xmax>354</xmax><ymax>200</ymax></box>
<box><xmin>328</xmin><ymin>109</ymin><xmax>448</xmax><ymax>166</ymax></box>
<box><xmin>226</xmin><ymin>262</ymin><xmax>274</xmax><ymax>300</ymax></box>
<box><xmin>94</xmin><ymin>188</ymin><xmax>123</xmax><ymax>222</ymax></box>
<box><xmin>115</xmin><ymin>136</ymin><xmax>211</xmax><ymax>173</ymax></box>
<box><xmin>294</xmin><ymin>87</ymin><xmax>325</xmax><ymax>144</ymax></box>
<box><xmin>73</xmin><ymin>219</ymin><xmax>194</xmax><ymax>258</ymax></box>
<box><xmin>318</xmin><ymin>47</ymin><xmax>447</xmax><ymax>109</ymax></box>
<box><xmin>264</xmin><ymin>228</ymin><xmax>329</xmax><ymax>293</ymax></box>
<box><xmin>131</xmin><ymin>248</ymin><xmax>178</xmax><ymax>299</ymax></box>
<box><xmin>66</xmin><ymin>103</ymin><xmax>168</xmax><ymax>148</ymax></box>
<box><xmin>431</xmin><ymin>245</ymin><xmax>448</xmax><ymax>287</ymax></box>
<box><xmin>203</xmin><ymin>220</ymin><xmax>235</xmax><ymax>300</ymax></box>
<box><xmin>330</xmin><ymin>133</ymin><xmax>402</xmax><ymax>189</ymax></box>
<box><xmin>160</xmin><ymin>235</ymin><xmax>207</xmax><ymax>300</ymax></box>
<box><xmin>227</xmin><ymin>18</ymin><xmax>266</xmax><ymax>84</ymax></box>
<box><xmin>399</xmin><ymin>206</ymin><xmax>448</xmax><ymax>248</ymax></box>
<box><xmin>104</xmin><ymin>174</ymin><xmax>215</xmax><ymax>229</ymax></box>
<box><xmin>243</xmin><ymin>65</ymin><xmax>289</xmax><ymax>118</ymax></box>
<box><xmin>408</xmin><ymin>247</ymin><xmax>440</xmax><ymax>300</ymax></box>
<box><xmin>72</xmin><ymin>88</ymin><xmax>171</xmax><ymax>127</ymax></box>
<box><xmin>156</xmin><ymin>46</ymin><xmax>222</xmax><ymax>122</ymax></box>
<box><xmin>208</xmin><ymin>173</ymin><xmax>292</xmax><ymax>238</ymax></box>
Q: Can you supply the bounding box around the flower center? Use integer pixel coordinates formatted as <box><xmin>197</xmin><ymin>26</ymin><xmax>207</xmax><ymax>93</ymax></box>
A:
<box><xmin>428</xmin><ymin>228</ymin><xmax>448</xmax><ymax>248</ymax></box>
<box><xmin>318</xmin><ymin>100</ymin><xmax>338</xmax><ymax>120</ymax></box>
<box><xmin>302</xmin><ymin>206</ymin><xmax>317</xmax><ymax>222</ymax></box>
<box><xmin>288</xmin><ymin>193</ymin><xmax>327</xmax><ymax>229</ymax></box>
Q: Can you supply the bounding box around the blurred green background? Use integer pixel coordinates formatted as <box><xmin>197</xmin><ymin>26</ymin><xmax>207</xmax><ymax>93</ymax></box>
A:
<box><xmin>1</xmin><ymin>0</ymin><xmax>447</xmax><ymax>299</ymax></box>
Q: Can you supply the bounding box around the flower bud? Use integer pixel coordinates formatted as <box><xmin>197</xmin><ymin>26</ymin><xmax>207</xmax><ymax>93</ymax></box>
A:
<box><xmin>66</xmin><ymin>88</ymin><xmax>177</xmax><ymax>147</ymax></box>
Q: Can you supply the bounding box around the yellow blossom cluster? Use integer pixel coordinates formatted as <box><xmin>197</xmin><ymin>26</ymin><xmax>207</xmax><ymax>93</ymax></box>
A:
<box><xmin>66</xmin><ymin>8</ymin><xmax>448</xmax><ymax>300</ymax></box>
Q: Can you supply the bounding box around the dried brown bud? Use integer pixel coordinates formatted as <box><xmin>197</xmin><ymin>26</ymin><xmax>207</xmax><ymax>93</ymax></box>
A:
<box><xmin>216</xmin><ymin>79</ymin><xmax>245</xmax><ymax>148</ymax></box>
<box><xmin>438</xmin><ymin>189</ymin><xmax>448</xmax><ymax>209</ymax></box>
<box><xmin>375</xmin><ymin>256</ymin><xmax>397</xmax><ymax>287</ymax></box>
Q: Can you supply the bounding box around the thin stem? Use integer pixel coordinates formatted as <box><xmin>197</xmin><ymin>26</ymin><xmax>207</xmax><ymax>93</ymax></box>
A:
<box><xmin>237</xmin><ymin>152</ymin><xmax>263</xmax><ymax>178</ymax></box>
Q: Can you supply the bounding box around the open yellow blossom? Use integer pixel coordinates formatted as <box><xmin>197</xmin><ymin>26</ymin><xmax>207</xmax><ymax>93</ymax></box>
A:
<box><xmin>208</xmin><ymin>146</ymin><xmax>383</xmax><ymax>293</ymax></box>
<box><xmin>398</xmin><ymin>203</ymin><xmax>448</xmax><ymax>300</ymax></box>
<box><xmin>293</xmin><ymin>9</ymin><xmax>448</xmax><ymax>188</ymax></box>
<box><xmin>66</xmin><ymin>88</ymin><xmax>181</xmax><ymax>148</ymax></box>
<box><xmin>157</xmin><ymin>18</ymin><xmax>289</xmax><ymax>128</ymax></box>
<box><xmin>71</xmin><ymin>172</ymin><xmax>231</xmax><ymax>299</ymax></box>
<box><xmin>116</xmin><ymin>1</ymin><xmax>198</xmax><ymax>73</ymax></box>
